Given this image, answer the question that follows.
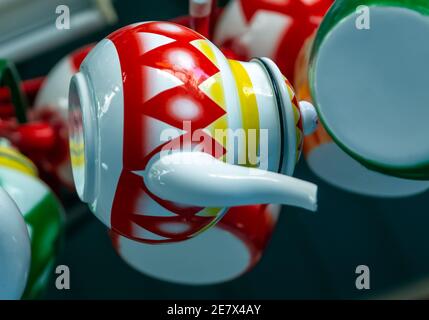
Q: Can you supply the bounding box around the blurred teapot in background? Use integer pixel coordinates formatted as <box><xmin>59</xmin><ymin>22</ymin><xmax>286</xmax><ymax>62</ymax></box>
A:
<box><xmin>0</xmin><ymin>139</ymin><xmax>64</xmax><ymax>299</ymax></box>
<box><xmin>294</xmin><ymin>0</ymin><xmax>429</xmax><ymax>196</ymax></box>
<box><xmin>213</xmin><ymin>0</ymin><xmax>334</xmax><ymax>81</ymax></box>
<box><xmin>294</xmin><ymin>33</ymin><xmax>429</xmax><ymax>197</ymax></box>
<box><xmin>30</xmin><ymin>45</ymin><xmax>94</xmax><ymax>190</ymax></box>
<box><xmin>0</xmin><ymin>53</ymin><xmax>92</xmax><ymax>192</ymax></box>
<box><xmin>0</xmin><ymin>186</ymin><xmax>30</xmax><ymax>300</ymax></box>
<box><xmin>68</xmin><ymin>21</ymin><xmax>318</xmax><ymax>244</ymax></box>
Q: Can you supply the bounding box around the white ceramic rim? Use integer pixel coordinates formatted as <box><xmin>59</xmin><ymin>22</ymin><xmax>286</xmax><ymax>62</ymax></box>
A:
<box><xmin>254</xmin><ymin>57</ymin><xmax>296</xmax><ymax>175</ymax></box>
<box><xmin>69</xmin><ymin>72</ymin><xmax>97</xmax><ymax>203</ymax></box>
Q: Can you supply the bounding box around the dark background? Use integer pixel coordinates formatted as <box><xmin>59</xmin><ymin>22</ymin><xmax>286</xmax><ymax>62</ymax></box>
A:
<box><xmin>15</xmin><ymin>0</ymin><xmax>429</xmax><ymax>299</ymax></box>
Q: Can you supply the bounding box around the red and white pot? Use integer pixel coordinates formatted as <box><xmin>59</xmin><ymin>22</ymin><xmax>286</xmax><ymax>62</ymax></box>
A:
<box><xmin>68</xmin><ymin>21</ymin><xmax>318</xmax><ymax>244</ymax></box>
<box><xmin>112</xmin><ymin>204</ymin><xmax>279</xmax><ymax>284</ymax></box>
<box><xmin>213</xmin><ymin>0</ymin><xmax>334</xmax><ymax>81</ymax></box>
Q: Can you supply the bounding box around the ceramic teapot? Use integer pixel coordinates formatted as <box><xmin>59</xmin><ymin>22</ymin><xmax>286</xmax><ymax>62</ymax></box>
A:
<box><xmin>213</xmin><ymin>0</ymin><xmax>334</xmax><ymax>80</ymax></box>
<box><xmin>112</xmin><ymin>203</ymin><xmax>280</xmax><ymax>284</ymax></box>
<box><xmin>307</xmin><ymin>0</ymin><xmax>429</xmax><ymax>181</ymax></box>
<box><xmin>0</xmin><ymin>186</ymin><xmax>31</xmax><ymax>300</ymax></box>
<box><xmin>68</xmin><ymin>21</ymin><xmax>318</xmax><ymax>244</ymax></box>
<box><xmin>295</xmin><ymin>34</ymin><xmax>429</xmax><ymax>197</ymax></box>
<box><xmin>0</xmin><ymin>139</ymin><xmax>64</xmax><ymax>299</ymax></box>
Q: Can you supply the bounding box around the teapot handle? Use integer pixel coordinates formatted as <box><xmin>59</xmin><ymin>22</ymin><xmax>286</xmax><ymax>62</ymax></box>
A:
<box><xmin>141</xmin><ymin>151</ymin><xmax>318</xmax><ymax>212</ymax></box>
<box><xmin>0</xmin><ymin>59</ymin><xmax>28</xmax><ymax>123</ymax></box>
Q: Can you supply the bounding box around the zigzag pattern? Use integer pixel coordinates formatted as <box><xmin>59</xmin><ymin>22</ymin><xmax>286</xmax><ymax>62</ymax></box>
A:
<box><xmin>109</xmin><ymin>22</ymin><xmax>228</xmax><ymax>243</ymax></box>
<box><xmin>224</xmin><ymin>0</ymin><xmax>333</xmax><ymax>79</ymax></box>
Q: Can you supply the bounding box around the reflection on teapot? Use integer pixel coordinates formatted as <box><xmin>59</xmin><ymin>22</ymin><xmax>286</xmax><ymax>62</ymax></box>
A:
<box><xmin>68</xmin><ymin>21</ymin><xmax>319</xmax><ymax>244</ymax></box>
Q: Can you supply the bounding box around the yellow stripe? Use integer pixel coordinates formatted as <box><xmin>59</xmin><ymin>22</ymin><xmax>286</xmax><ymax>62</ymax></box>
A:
<box><xmin>191</xmin><ymin>39</ymin><xmax>226</xmax><ymax>218</ymax></box>
<box><xmin>228</xmin><ymin>59</ymin><xmax>260</xmax><ymax>167</ymax></box>
<box><xmin>191</xmin><ymin>40</ymin><xmax>219</xmax><ymax>68</ymax></box>
<box><xmin>0</xmin><ymin>146</ymin><xmax>34</xmax><ymax>162</ymax></box>
<box><xmin>69</xmin><ymin>140</ymin><xmax>84</xmax><ymax>153</ymax></box>
<box><xmin>0</xmin><ymin>158</ymin><xmax>36</xmax><ymax>176</ymax></box>
<box><xmin>70</xmin><ymin>138</ymin><xmax>85</xmax><ymax>167</ymax></box>
<box><xmin>71</xmin><ymin>155</ymin><xmax>85</xmax><ymax>167</ymax></box>
<box><xmin>0</xmin><ymin>148</ymin><xmax>38</xmax><ymax>177</ymax></box>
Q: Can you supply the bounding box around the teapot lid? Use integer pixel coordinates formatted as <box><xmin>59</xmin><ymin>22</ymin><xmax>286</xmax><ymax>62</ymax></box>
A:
<box><xmin>254</xmin><ymin>57</ymin><xmax>317</xmax><ymax>176</ymax></box>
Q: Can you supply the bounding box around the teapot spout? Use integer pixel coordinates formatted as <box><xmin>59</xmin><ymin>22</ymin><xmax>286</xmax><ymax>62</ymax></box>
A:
<box><xmin>143</xmin><ymin>152</ymin><xmax>318</xmax><ymax>212</ymax></box>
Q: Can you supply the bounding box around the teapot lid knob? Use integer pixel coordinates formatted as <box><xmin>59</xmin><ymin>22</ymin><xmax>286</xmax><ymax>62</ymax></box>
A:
<box><xmin>299</xmin><ymin>100</ymin><xmax>318</xmax><ymax>136</ymax></box>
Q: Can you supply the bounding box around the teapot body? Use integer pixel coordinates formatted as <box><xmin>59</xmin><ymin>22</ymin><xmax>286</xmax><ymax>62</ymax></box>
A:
<box><xmin>0</xmin><ymin>187</ymin><xmax>30</xmax><ymax>300</ymax></box>
<box><xmin>0</xmin><ymin>141</ymin><xmax>64</xmax><ymax>299</ymax></box>
<box><xmin>69</xmin><ymin>21</ymin><xmax>313</xmax><ymax>244</ymax></box>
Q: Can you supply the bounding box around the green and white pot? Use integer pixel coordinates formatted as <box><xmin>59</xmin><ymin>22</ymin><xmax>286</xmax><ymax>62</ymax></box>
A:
<box><xmin>0</xmin><ymin>141</ymin><xmax>64</xmax><ymax>299</ymax></box>
<box><xmin>0</xmin><ymin>187</ymin><xmax>30</xmax><ymax>300</ymax></box>
<box><xmin>309</xmin><ymin>0</ymin><xmax>429</xmax><ymax>180</ymax></box>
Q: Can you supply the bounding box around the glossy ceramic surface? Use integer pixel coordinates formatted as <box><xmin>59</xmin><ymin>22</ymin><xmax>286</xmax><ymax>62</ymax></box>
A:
<box><xmin>213</xmin><ymin>0</ymin><xmax>333</xmax><ymax>80</ymax></box>
<box><xmin>144</xmin><ymin>152</ymin><xmax>317</xmax><ymax>211</ymax></box>
<box><xmin>112</xmin><ymin>204</ymin><xmax>280</xmax><ymax>285</ymax></box>
<box><xmin>0</xmin><ymin>187</ymin><xmax>31</xmax><ymax>300</ymax></box>
<box><xmin>295</xmin><ymin>36</ymin><xmax>429</xmax><ymax>197</ymax></box>
<box><xmin>68</xmin><ymin>21</ymin><xmax>318</xmax><ymax>244</ymax></box>
<box><xmin>309</xmin><ymin>0</ymin><xmax>429</xmax><ymax>179</ymax></box>
<box><xmin>0</xmin><ymin>141</ymin><xmax>64</xmax><ymax>299</ymax></box>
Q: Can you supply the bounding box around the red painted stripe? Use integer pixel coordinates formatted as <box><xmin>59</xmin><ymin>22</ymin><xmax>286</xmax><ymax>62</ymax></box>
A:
<box><xmin>108</xmin><ymin>22</ymin><xmax>228</xmax><ymax>243</ymax></box>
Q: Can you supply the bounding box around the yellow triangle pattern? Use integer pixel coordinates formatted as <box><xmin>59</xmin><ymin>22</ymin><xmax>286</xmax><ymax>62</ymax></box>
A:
<box><xmin>190</xmin><ymin>39</ymin><xmax>219</xmax><ymax>68</ymax></box>
<box><xmin>190</xmin><ymin>39</ymin><xmax>227</xmax><ymax>218</ymax></box>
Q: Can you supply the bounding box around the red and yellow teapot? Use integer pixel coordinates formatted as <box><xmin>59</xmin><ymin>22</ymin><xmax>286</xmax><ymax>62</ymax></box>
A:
<box><xmin>68</xmin><ymin>21</ymin><xmax>319</xmax><ymax>244</ymax></box>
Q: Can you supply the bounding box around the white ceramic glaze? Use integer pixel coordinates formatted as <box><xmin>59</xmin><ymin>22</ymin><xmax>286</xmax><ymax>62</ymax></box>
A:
<box><xmin>306</xmin><ymin>142</ymin><xmax>429</xmax><ymax>197</ymax></box>
<box><xmin>35</xmin><ymin>54</ymin><xmax>76</xmax><ymax>119</ymax></box>
<box><xmin>143</xmin><ymin>152</ymin><xmax>317</xmax><ymax>211</ymax></box>
<box><xmin>69</xmin><ymin>39</ymin><xmax>124</xmax><ymax>229</ymax></box>
<box><xmin>309</xmin><ymin>3</ymin><xmax>429</xmax><ymax>180</ymax></box>
<box><xmin>0</xmin><ymin>140</ymin><xmax>64</xmax><ymax>299</ymax></box>
<box><xmin>299</xmin><ymin>101</ymin><xmax>319</xmax><ymax>135</ymax></box>
<box><xmin>112</xmin><ymin>204</ymin><xmax>281</xmax><ymax>285</ymax></box>
<box><xmin>314</xmin><ymin>7</ymin><xmax>429</xmax><ymax>169</ymax></box>
<box><xmin>295</xmin><ymin>31</ymin><xmax>429</xmax><ymax>197</ymax></box>
<box><xmin>68</xmin><ymin>21</ymin><xmax>317</xmax><ymax>244</ymax></box>
<box><xmin>0</xmin><ymin>187</ymin><xmax>31</xmax><ymax>300</ymax></box>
